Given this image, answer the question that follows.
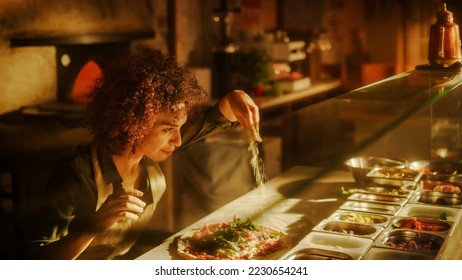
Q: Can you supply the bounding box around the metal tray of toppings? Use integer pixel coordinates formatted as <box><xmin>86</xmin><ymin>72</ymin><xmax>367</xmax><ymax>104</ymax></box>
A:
<box><xmin>376</xmin><ymin>229</ymin><xmax>445</xmax><ymax>254</ymax></box>
<box><xmin>389</xmin><ymin>216</ymin><xmax>452</xmax><ymax>236</ymax></box>
<box><xmin>340</xmin><ymin>201</ymin><xmax>402</xmax><ymax>216</ymax></box>
<box><xmin>397</xmin><ymin>204</ymin><xmax>462</xmax><ymax>222</ymax></box>
<box><xmin>312</xmin><ymin>219</ymin><xmax>383</xmax><ymax>240</ymax></box>
<box><xmin>328</xmin><ymin>210</ymin><xmax>392</xmax><ymax>227</ymax></box>
<box><xmin>287</xmin><ymin>231</ymin><xmax>373</xmax><ymax>260</ymax></box>
<box><xmin>366</xmin><ymin>167</ymin><xmax>422</xmax><ymax>187</ymax></box>
<box><xmin>419</xmin><ymin>181</ymin><xmax>462</xmax><ymax>193</ymax></box>
<box><xmin>283</xmin><ymin>248</ymin><xmax>353</xmax><ymax>260</ymax></box>
<box><xmin>357</xmin><ymin>184</ymin><xmax>415</xmax><ymax>198</ymax></box>
<box><xmin>409</xmin><ymin>190</ymin><xmax>462</xmax><ymax>208</ymax></box>
<box><xmin>409</xmin><ymin>159</ymin><xmax>462</xmax><ymax>182</ymax></box>
<box><xmin>348</xmin><ymin>192</ymin><xmax>408</xmax><ymax>206</ymax></box>
<box><xmin>361</xmin><ymin>246</ymin><xmax>436</xmax><ymax>260</ymax></box>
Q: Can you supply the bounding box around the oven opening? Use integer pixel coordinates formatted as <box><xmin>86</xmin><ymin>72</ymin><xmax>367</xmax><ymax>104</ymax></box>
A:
<box><xmin>70</xmin><ymin>60</ymin><xmax>102</xmax><ymax>103</ymax></box>
<box><xmin>56</xmin><ymin>43</ymin><xmax>130</xmax><ymax>103</ymax></box>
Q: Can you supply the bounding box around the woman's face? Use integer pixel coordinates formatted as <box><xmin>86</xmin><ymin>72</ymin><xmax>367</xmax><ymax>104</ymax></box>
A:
<box><xmin>139</xmin><ymin>108</ymin><xmax>187</xmax><ymax>162</ymax></box>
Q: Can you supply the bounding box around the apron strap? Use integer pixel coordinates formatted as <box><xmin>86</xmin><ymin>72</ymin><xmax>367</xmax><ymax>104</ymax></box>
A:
<box><xmin>145</xmin><ymin>163</ymin><xmax>166</xmax><ymax>207</ymax></box>
<box><xmin>91</xmin><ymin>145</ymin><xmax>115</xmax><ymax>211</ymax></box>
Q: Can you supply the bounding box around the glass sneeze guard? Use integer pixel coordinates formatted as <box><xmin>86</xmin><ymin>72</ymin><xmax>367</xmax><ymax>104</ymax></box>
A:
<box><xmin>261</xmin><ymin>69</ymin><xmax>462</xmax><ymax>191</ymax></box>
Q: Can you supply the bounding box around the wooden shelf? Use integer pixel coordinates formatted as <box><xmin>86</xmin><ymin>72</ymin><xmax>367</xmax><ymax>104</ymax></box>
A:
<box><xmin>254</xmin><ymin>80</ymin><xmax>343</xmax><ymax>119</ymax></box>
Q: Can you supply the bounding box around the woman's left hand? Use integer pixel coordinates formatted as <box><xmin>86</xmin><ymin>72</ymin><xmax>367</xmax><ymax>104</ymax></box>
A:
<box><xmin>219</xmin><ymin>90</ymin><xmax>262</xmax><ymax>141</ymax></box>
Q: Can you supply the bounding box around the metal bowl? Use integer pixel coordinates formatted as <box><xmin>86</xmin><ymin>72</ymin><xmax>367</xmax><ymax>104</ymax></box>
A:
<box><xmin>344</xmin><ymin>156</ymin><xmax>407</xmax><ymax>186</ymax></box>
<box><xmin>429</xmin><ymin>182</ymin><xmax>462</xmax><ymax>193</ymax></box>
<box><xmin>304</xmin><ymin>231</ymin><xmax>372</xmax><ymax>250</ymax></box>
<box><xmin>348</xmin><ymin>193</ymin><xmax>408</xmax><ymax>206</ymax></box>
<box><xmin>332</xmin><ymin>211</ymin><xmax>390</xmax><ymax>226</ymax></box>
<box><xmin>366</xmin><ymin>167</ymin><xmax>422</xmax><ymax>187</ymax></box>
<box><xmin>299</xmin><ymin>231</ymin><xmax>374</xmax><ymax>259</ymax></box>
<box><xmin>392</xmin><ymin>217</ymin><xmax>451</xmax><ymax>233</ymax></box>
<box><xmin>417</xmin><ymin>191</ymin><xmax>462</xmax><ymax>206</ymax></box>
<box><xmin>362</xmin><ymin>247</ymin><xmax>435</xmax><ymax>260</ymax></box>
<box><xmin>409</xmin><ymin>159</ymin><xmax>462</xmax><ymax>183</ymax></box>
<box><xmin>360</xmin><ymin>184</ymin><xmax>414</xmax><ymax>197</ymax></box>
<box><xmin>319</xmin><ymin>220</ymin><xmax>380</xmax><ymax>239</ymax></box>
<box><xmin>409</xmin><ymin>159</ymin><xmax>462</xmax><ymax>175</ymax></box>
<box><xmin>380</xmin><ymin>229</ymin><xmax>444</xmax><ymax>253</ymax></box>
<box><xmin>284</xmin><ymin>248</ymin><xmax>353</xmax><ymax>260</ymax></box>
<box><xmin>397</xmin><ymin>204</ymin><xmax>462</xmax><ymax>222</ymax></box>
<box><xmin>340</xmin><ymin>201</ymin><xmax>401</xmax><ymax>215</ymax></box>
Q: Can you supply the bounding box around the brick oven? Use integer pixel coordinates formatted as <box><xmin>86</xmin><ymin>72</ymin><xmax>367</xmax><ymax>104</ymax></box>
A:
<box><xmin>10</xmin><ymin>31</ymin><xmax>154</xmax><ymax>107</ymax></box>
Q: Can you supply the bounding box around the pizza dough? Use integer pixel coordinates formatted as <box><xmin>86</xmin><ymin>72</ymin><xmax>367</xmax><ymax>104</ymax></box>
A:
<box><xmin>176</xmin><ymin>217</ymin><xmax>290</xmax><ymax>260</ymax></box>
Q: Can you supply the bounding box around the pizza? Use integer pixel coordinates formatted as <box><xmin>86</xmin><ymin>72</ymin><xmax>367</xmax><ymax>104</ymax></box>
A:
<box><xmin>176</xmin><ymin>217</ymin><xmax>290</xmax><ymax>260</ymax></box>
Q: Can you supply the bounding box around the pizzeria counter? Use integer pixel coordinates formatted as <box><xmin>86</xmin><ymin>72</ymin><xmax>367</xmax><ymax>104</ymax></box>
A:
<box><xmin>137</xmin><ymin>166</ymin><xmax>351</xmax><ymax>260</ymax></box>
<box><xmin>139</xmin><ymin>68</ymin><xmax>462</xmax><ymax>260</ymax></box>
<box><xmin>137</xmin><ymin>165</ymin><xmax>462</xmax><ymax>260</ymax></box>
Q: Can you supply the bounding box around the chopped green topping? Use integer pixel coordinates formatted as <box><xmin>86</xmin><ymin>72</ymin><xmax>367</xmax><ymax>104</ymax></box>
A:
<box><xmin>341</xmin><ymin>187</ymin><xmax>358</xmax><ymax>196</ymax></box>
<box><xmin>186</xmin><ymin>217</ymin><xmax>265</xmax><ymax>255</ymax></box>
<box><xmin>440</xmin><ymin>212</ymin><xmax>447</xmax><ymax>221</ymax></box>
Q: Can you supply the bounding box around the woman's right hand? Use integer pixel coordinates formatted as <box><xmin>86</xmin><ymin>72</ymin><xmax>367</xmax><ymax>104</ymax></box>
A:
<box><xmin>87</xmin><ymin>189</ymin><xmax>146</xmax><ymax>235</ymax></box>
<box><xmin>218</xmin><ymin>90</ymin><xmax>262</xmax><ymax>142</ymax></box>
<box><xmin>36</xmin><ymin>189</ymin><xmax>147</xmax><ymax>260</ymax></box>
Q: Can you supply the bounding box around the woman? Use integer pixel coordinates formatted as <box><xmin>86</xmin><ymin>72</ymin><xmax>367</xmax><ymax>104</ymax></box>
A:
<box><xmin>24</xmin><ymin>47</ymin><xmax>261</xmax><ymax>259</ymax></box>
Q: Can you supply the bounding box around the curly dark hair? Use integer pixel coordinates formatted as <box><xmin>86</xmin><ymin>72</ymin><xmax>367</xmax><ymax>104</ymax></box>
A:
<box><xmin>85</xmin><ymin>46</ymin><xmax>208</xmax><ymax>156</ymax></box>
